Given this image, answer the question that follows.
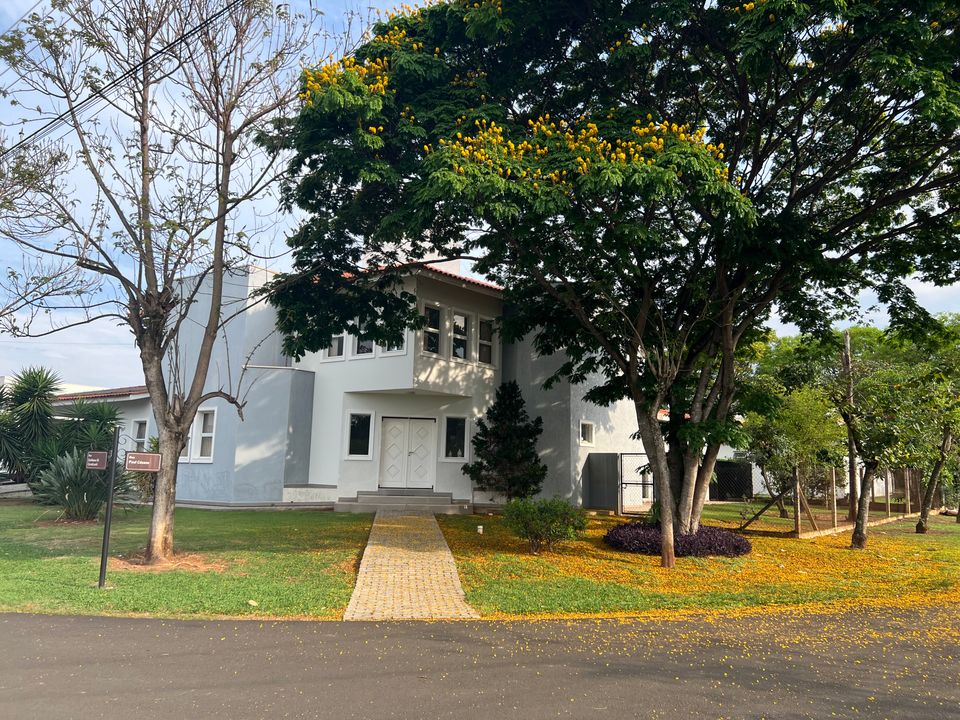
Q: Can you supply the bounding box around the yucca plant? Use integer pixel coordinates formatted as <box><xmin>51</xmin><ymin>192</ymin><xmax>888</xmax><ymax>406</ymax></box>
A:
<box><xmin>32</xmin><ymin>449</ymin><xmax>132</xmax><ymax>521</ymax></box>
<box><xmin>0</xmin><ymin>367</ymin><xmax>61</xmax><ymax>483</ymax></box>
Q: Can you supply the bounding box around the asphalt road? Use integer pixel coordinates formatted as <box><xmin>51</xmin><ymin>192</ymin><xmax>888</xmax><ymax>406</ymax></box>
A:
<box><xmin>1</xmin><ymin>603</ymin><xmax>958</xmax><ymax>720</ymax></box>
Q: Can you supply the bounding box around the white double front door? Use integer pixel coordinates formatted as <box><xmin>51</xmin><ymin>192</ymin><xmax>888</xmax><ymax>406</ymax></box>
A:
<box><xmin>378</xmin><ymin>417</ymin><xmax>438</xmax><ymax>489</ymax></box>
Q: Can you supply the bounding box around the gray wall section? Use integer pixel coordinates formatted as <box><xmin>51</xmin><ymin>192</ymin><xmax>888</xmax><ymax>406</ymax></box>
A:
<box><xmin>283</xmin><ymin>370</ymin><xmax>315</xmax><ymax>486</ymax></box>
<box><xmin>165</xmin><ymin>269</ymin><xmax>305</xmax><ymax>504</ymax></box>
<box><xmin>503</xmin><ymin>336</ymin><xmax>573</xmax><ymax>500</ymax></box>
<box><xmin>175</xmin><ymin>397</ymin><xmax>240</xmax><ymax>503</ymax></box>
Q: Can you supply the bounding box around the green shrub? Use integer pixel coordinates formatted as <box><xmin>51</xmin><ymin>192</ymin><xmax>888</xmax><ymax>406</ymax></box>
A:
<box><xmin>31</xmin><ymin>449</ymin><xmax>131</xmax><ymax>521</ymax></box>
<box><xmin>502</xmin><ymin>497</ymin><xmax>587</xmax><ymax>554</ymax></box>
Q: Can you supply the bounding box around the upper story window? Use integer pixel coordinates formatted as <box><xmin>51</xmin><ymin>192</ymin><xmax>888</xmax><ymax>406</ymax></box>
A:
<box><xmin>478</xmin><ymin>318</ymin><xmax>494</xmax><ymax>365</ymax></box>
<box><xmin>326</xmin><ymin>334</ymin><xmax>345</xmax><ymax>359</ymax></box>
<box><xmin>355</xmin><ymin>336</ymin><xmax>375</xmax><ymax>357</ymax></box>
<box><xmin>423</xmin><ymin>305</ymin><xmax>441</xmax><ymax>354</ymax></box>
<box><xmin>452</xmin><ymin>312</ymin><xmax>470</xmax><ymax>360</ymax></box>
<box><xmin>379</xmin><ymin>331</ymin><xmax>407</xmax><ymax>356</ymax></box>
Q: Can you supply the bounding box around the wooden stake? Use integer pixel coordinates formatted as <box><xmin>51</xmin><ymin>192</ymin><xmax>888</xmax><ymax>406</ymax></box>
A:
<box><xmin>798</xmin><ymin>485</ymin><xmax>820</xmax><ymax>532</ymax></box>
<box><xmin>793</xmin><ymin>465</ymin><xmax>801</xmax><ymax>536</ymax></box>
<box><xmin>885</xmin><ymin>469</ymin><xmax>891</xmax><ymax>518</ymax></box>
<box><xmin>904</xmin><ymin>468</ymin><xmax>912</xmax><ymax>515</ymax></box>
<box><xmin>830</xmin><ymin>467</ymin><xmax>838</xmax><ymax>528</ymax></box>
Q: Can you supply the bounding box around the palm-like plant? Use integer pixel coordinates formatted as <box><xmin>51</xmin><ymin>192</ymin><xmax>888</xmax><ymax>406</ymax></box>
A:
<box><xmin>0</xmin><ymin>367</ymin><xmax>61</xmax><ymax>483</ymax></box>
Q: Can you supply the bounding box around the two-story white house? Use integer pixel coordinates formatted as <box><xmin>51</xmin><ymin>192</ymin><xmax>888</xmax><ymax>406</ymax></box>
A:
<box><xmin>55</xmin><ymin>264</ymin><xmax>691</xmax><ymax>512</ymax></box>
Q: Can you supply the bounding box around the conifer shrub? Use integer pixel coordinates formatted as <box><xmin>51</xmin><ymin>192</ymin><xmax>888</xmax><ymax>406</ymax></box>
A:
<box><xmin>463</xmin><ymin>380</ymin><xmax>547</xmax><ymax>499</ymax></box>
<box><xmin>604</xmin><ymin>521</ymin><xmax>751</xmax><ymax>558</ymax></box>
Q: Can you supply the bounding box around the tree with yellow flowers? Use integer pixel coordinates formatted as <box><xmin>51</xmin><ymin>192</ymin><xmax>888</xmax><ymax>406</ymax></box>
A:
<box><xmin>264</xmin><ymin>0</ymin><xmax>960</xmax><ymax>568</ymax></box>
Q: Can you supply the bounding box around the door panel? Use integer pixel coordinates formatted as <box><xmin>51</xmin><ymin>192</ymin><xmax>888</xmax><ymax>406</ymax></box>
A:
<box><xmin>379</xmin><ymin>418</ymin><xmax>408</xmax><ymax>488</ymax></box>
<box><xmin>405</xmin><ymin>419</ymin><xmax>437</xmax><ymax>488</ymax></box>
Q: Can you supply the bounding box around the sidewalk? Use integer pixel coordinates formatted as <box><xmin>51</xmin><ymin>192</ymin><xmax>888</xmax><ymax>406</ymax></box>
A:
<box><xmin>343</xmin><ymin>510</ymin><xmax>479</xmax><ymax>621</ymax></box>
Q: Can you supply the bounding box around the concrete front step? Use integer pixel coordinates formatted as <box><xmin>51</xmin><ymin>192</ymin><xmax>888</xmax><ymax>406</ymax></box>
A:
<box><xmin>358</xmin><ymin>489</ymin><xmax>453</xmax><ymax>498</ymax></box>
<box><xmin>334</xmin><ymin>501</ymin><xmax>473</xmax><ymax>515</ymax></box>
<box><xmin>352</xmin><ymin>494</ymin><xmax>457</xmax><ymax>505</ymax></box>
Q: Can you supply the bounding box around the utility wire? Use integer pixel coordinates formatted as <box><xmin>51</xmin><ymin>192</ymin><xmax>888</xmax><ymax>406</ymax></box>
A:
<box><xmin>0</xmin><ymin>0</ymin><xmax>48</xmax><ymax>87</ymax></box>
<box><xmin>0</xmin><ymin>0</ymin><xmax>127</xmax><ymax>98</ymax></box>
<box><xmin>0</xmin><ymin>0</ymin><xmax>46</xmax><ymax>38</ymax></box>
<box><xmin>0</xmin><ymin>0</ymin><xmax>248</xmax><ymax>161</ymax></box>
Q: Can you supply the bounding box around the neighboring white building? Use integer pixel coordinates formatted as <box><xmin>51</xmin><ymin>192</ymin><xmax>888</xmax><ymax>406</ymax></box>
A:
<box><xmin>51</xmin><ymin>266</ymin><xmax>744</xmax><ymax>511</ymax></box>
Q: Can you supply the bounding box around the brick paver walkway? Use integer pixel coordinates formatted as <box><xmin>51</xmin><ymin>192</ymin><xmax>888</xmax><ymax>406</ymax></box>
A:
<box><xmin>343</xmin><ymin>510</ymin><xmax>479</xmax><ymax>621</ymax></box>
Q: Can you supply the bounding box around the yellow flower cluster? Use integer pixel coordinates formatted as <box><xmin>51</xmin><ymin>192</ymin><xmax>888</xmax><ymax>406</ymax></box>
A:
<box><xmin>438</xmin><ymin>114</ymin><xmax>731</xmax><ymax>187</ymax></box>
<box><xmin>299</xmin><ymin>55</ymin><xmax>391</xmax><ymax>106</ymax></box>
<box><xmin>732</xmin><ymin>0</ymin><xmax>768</xmax><ymax>13</ymax></box>
<box><xmin>608</xmin><ymin>33</ymin><xmax>634</xmax><ymax>54</ymax></box>
<box><xmin>374</xmin><ymin>1</ymin><xmax>443</xmax><ymax>23</ymax></box>
<box><xmin>451</xmin><ymin>69</ymin><xmax>488</xmax><ymax>87</ymax></box>
<box><xmin>463</xmin><ymin>0</ymin><xmax>503</xmax><ymax>16</ymax></box>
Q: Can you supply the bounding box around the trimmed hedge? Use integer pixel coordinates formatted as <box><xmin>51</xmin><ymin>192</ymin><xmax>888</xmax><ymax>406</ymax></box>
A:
<box><xmin>604</xmin><ymin>521</ymin><xmax>752</xmax><ymax>558</ymax></box>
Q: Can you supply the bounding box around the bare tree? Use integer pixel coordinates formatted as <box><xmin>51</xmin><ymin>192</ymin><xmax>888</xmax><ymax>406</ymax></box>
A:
<box><xmin>0</xmin><ymin>0</ymin><xmax>327</xmax><ymax>561</ymax></box>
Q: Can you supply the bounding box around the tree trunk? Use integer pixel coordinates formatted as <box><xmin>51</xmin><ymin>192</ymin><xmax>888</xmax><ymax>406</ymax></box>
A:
<box><xmin>140</xmin><ymin>344</ymin><xmax>187</xmax><ymax>564</ymax></box>
<box><xmin>843</xmin><ymin>331</ymin><xmax>858</xmax><ymax>522</ymax></box>
<box><xmin>635</xmin><ymin>406</ymin><xmax>675</xmax><ymax>568</ymax></box>
<box><xmin>146</xmin><ymin>429</ymin><xmax>182</xmax><ymax>561</ymax></box>
<box><xmin>917</xmin><ymin>429</ymin><xmax>952</xmax><ymax>534</ymax></box>
<box><xmin>851</xmin><ymin>462</ymin><xmax>877</xmax><ymax>549</ymax></box>
<box><xmin>676</xmin><ymin>452</ymin><xmax>700</xmax><ymax>534</ymax></box>
<box><xmin>688</xmin><ymin>443</ymin><xmax>721</xmax><ymax>534</ymax></box>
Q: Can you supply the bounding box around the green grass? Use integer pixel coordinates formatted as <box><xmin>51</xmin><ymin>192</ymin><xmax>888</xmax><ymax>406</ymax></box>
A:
<box><xmin>438</xmin><ymin>511</ymin><xmax>960</xmax><ymax>617</ymax></box>
<box><xmin>0</xmin><ymin>500</ymin><xmax>372</xmax><ymax>619</ymax></box>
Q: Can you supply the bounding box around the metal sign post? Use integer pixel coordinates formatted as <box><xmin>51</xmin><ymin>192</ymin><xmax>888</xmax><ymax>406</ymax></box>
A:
<box><xmin>98</xmin><ymin>426</ymin><xmax>121</xmax><ymax>589</ymax></box>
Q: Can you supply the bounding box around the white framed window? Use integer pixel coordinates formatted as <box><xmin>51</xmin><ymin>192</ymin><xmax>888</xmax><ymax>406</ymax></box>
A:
<box><xmin>193</xmin><ymin>409</ymin><xmax>216</xmax><ymax>462</ymax></box>
<box><xmin>451</xmin><ymin>310</ymin><xmax>471</xmax><ymax>361</ymax></box>
<box><xmin>345</xmin><ymin>412</ymin><xmax>374</xmax><ymax>459</ymax></box>
<box><xmin>131</xmin><ymin>420</ymin><xmax>148</xmax><ymax>452</ymax></box>
<box><xmin>378</xmin><ymin>331</ymin><xmax>407</xmax><ymax>357</ymax></box>
<box><xmin>178</xmin><ymin>409</ymin><xmax>216</xmax><ymax>463</ymax></box>
<box><xmin>353</xmin><ymin>335</ymin><xmax>375</xmax><ymax>358</ymax></box>
<box><xmin>441</xmin><ymin>416</ymin><xmax>469</xmax><ymax>461</ymax></box>
<box><xmin>178</xmin><ymin>432</ymin><xmax>191</xmax><ymax>463</ymax></box>
<box><xmin>579</xmin><ymin>421</ymin><xmax>595</xmax><ymax>446</ymax></box>
<box><xmin>478</xmin><ymin>318</ymin><xmax>495</xmax><ymax>365</ymax></box>
<box><xmin>423</xmin><ymin>304</ymin><xmax>442</xmax><ymax>355</ymax></box>
<box><xmin>322</xmin><ymin>334</ymin><xmax>345</xmax><ymax>361</ymax></box>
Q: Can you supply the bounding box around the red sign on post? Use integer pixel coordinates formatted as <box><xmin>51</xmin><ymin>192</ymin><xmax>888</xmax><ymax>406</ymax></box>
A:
<box><xmin>85</xmin><ymin>451</ymin><xmax>108</xmax><ymax>471</ymax></box>
<box><xmin>125</xmin><ymin>452</ymin><xmax>162</xmax><ymax>473</ymax></box>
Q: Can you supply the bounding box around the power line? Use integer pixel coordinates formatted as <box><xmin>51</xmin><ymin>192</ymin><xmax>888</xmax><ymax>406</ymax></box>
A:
<box><xmin>0</xmin><ymin>0</ymin><xmax>248</xmax><ymax>161</ymax></box>
<box><xmin>0</xmin><ymin>0</ymin><xmax>46</xmax><ymax>38</ymax></box>
<box><xmin>0</xmin><ymin>0</ymin><xmax>127</xmax><ymax>98</ymax></box>
<box><xmin>0</xmin><ymin>339</ymin><xmax>133</xmax><ymax>346</ymax></box>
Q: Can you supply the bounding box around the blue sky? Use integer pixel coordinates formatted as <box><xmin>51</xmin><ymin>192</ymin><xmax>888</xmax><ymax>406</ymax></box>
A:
<box><xmin>0</xmin><ymin>1</ymin><xmax>957</xmax><ymax>388</ymax></box>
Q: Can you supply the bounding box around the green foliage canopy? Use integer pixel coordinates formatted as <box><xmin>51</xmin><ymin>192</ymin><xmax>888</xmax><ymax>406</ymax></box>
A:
<box><xmin>265</xmin><ymin>0</ymin><xmax>960</xmax><ymax>540</ymax></box>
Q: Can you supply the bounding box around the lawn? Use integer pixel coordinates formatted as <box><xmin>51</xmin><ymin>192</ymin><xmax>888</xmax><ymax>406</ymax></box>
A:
<box><xmin>0</xmin><ymin>500</ymin><xmax>372</xmax><ymax>619</ymax></box>
<box><xmin>437</xmin><ymin>507</ymin><xmax>960</xmax><ymax>619</ymax></box>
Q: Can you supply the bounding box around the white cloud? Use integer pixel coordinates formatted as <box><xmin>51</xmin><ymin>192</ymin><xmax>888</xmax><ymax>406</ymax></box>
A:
<box><xmin>0</xmin><ymin>318</ymin><xmax>142</xmax><ymax>387</ymax></box>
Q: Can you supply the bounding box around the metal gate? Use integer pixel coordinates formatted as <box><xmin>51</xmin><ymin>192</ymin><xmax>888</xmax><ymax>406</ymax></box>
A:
<box><xmin>620</xmin><ymin>453</ymin><xmax>655</xmax><ymax>513</ymax></box>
